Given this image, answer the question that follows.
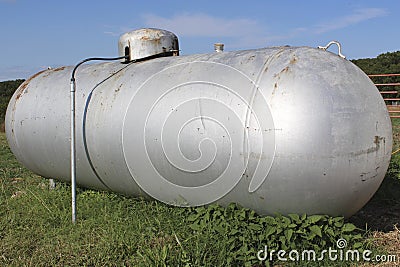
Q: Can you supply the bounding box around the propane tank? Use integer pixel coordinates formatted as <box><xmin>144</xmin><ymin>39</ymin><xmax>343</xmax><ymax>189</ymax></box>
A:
<box><xmin>5</xmin><ymin>28</ymin><xmax>392</xmax><ymax>217</ymax></box>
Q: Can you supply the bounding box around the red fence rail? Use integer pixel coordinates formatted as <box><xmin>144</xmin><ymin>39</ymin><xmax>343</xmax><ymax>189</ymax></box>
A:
<box><xmin>369</xmin><ymin>74</ymin><xmax>400</xmax><ymax>118</ymax></box>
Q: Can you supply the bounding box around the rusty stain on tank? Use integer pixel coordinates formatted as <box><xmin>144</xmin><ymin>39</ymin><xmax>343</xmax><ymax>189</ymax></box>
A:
<box><xmin>349</xmin><ymin>136</ymin><xmax>385</xmax><ymax>157</ymax></box>
<box><xmin>15</xmin><ymin>69</ymin><xmax>48</xmax><ymax>100</ymax></box>
<box><xmin>52</xmin><ymin>66</ymin><xmax>66</xmax><ymax>72</ymax></box>
<box><xmin>281</xmin><ymin>66</ymin><xmax>290</xmax><ymax>73</ymax></box>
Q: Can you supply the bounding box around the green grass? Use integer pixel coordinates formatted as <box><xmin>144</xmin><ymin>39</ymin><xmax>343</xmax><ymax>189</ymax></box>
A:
<box><xmin>0</xmin><ymin>131</ymin><xmax>398</xmax><ymax>266</ymax></box>
<box><xmin>0</xmin><ymin>132</ymin><xmax>193</xmax><ymax>266</ymax></box>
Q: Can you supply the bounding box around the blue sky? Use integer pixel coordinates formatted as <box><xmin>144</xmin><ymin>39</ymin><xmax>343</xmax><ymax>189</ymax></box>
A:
<box><xmin>0</xmin><ymin>0</ymin><xmax>399</xmax><ymax>81</ymax></box>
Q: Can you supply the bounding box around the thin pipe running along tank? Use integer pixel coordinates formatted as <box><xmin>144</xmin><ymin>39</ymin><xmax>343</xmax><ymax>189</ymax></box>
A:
<box><xmin>5</xmin><ymin>28</ymin><xmax>392</xmax><ymax>217</ymax></box>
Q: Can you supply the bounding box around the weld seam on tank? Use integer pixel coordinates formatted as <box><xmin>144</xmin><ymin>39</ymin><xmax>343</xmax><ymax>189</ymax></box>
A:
<box><xmin>242</xmin><ymin>49</ymin><xmax>277</xmax><ymax>176</ymax></box>
<box><xmin>244</xmin><ymin>48</ymin><xmax>286</xmax><ymax>191</ymax></box>
<box><xmin>82</xmin><ymin>62</ymin><xmax>135</xmax><ymax>190</ymax></box>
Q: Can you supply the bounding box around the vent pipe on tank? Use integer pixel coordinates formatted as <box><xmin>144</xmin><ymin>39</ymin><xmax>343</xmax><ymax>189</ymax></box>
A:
<box><xmin>214</xmin><ymin>43</ymin><xmax>224</xmax><ymax>52</ymax></box>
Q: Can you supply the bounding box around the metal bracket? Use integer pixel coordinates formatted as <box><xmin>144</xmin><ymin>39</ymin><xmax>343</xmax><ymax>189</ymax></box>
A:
<box><xmin>318</xmin><ymin>41</ymin><xmax>346</xmax><ymax>59</ymax></box>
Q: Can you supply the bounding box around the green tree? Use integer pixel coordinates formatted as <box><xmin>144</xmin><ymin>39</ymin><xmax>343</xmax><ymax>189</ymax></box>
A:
<box><xmin>0</xmin><ymin>79</ymin><xmax>25</xmax><ymax>124</ymax></box>
<box><xmin>352</xmin><ymin>51</ymin><xmax>400</xmax><ymax>93</ymax></box>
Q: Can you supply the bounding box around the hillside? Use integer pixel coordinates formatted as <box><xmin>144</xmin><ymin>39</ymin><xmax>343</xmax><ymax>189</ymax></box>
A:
<box><xmin>351</xmin><ymin>51</ymin><xmax>400</xmax><ymax>74</ymax></box>
<box><xmin>351</xmin><ymin>51</ymin><xmax>400</xmax><ymax>92</ymax></box>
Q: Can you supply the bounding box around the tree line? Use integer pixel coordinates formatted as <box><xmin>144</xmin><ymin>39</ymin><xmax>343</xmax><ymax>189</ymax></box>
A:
<box><xmin>0</xmin><ymin>79</ymin><xmax>24</xmax><ymax>127</ymax></box>
<box><xmin>351</xmin><ymin>51</ymin><xmax>400</xmax><ymax>93</ymax></box>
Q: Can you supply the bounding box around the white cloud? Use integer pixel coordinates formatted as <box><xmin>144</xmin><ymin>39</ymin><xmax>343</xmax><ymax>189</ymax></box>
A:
<box><xmin>142</xmin><ymin>13</ymin><xmax>260</xmax><ymax>38</ymax></box>
<box><xmin>315</xmin><ymin>8</ymin><xmax>388</xmax><ymax>34</ymax></box>
<box><xmin>139</xmin><ymin>13</ymin><xmax>277</xmax><ymax>49</ymax></box>
<box><xmin>104</xmin><ymin>7</ymin><xmax>388</xmax><ymax>52</ymax></box>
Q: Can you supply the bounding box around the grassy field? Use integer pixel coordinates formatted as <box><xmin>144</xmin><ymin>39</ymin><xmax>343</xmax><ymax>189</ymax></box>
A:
<box><xmin>0</xmin><ymin>131</ymin><xmax>193</xmax><ymax>266</ymax></box>
<box><xmin>1</xmin><ymin>120</ymin><xmax>399</xmax><ymax>266</ymax></box>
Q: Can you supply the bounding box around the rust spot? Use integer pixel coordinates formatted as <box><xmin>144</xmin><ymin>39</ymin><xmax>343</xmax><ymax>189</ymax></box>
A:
<box><xmin>273</xmin><ymin>66</ymin><xmax>290</xmax><ymax>79</ymax></box>
<box><xmin>351</xmin><ymin>136</ymin><xmax>385</xmax><ymax>157</ymax></box>
<box><xmin>374</xmin><ymin>135</ymin><xmax>383</xmax><ymax>145</ymax></box>
<box><xmin>51</xmin><ymin>66</ymin><xmax>66</xmax><ymax>72</ymax></box>
<box><xmin>272</xmin><ymin>82</ymin><xmax>278</xmax><ymax>95</ymax></box>
<box><xmin>247</xmin><ymin>55</ymin><xmax>255</xmax><ymax>62</ymax></box>
<box><xmin>141</xmin><ymin>35</ymin><xmax>162</xmax><ymax>45</ymax></box>
<box><xmin>15</xmin><ymin>69</ymin><xmax>48</xmax><ymax>100</ymax></box>
<box><xmin>351</xmin><ymin>147</ymin><xmax>378</xmax><ymax>157</ymax></box>
<box><xmin>115</xmin><ymin>83</ymin><xmax>123</xmax><ymax>93</ymax></box>
<box><xmin>23</xmin><ymin>69</ymin><xmax>47</xmax><ymax>84</ymax></box>
<box><xmin>360</xmin><ymin>172</ymin><xmax>378</xmax><ymax>182</ymax></box>
<box><xmin>153</xmin><ymin>38</ymin><xmax>162</xmax><ymax>45</ymax></box>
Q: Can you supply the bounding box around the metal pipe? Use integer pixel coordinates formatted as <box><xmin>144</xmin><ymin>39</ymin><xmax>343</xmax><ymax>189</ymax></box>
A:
<box><xmin>317</xmin><ymin>40</ymin><xmax>346</xmax><ymax>59</ymax></box>
<box><xmin>374</xmin><ymin>83</ymin><xmax>400</xmax><ymax>86</ymax></box>
<box><xmin>379</xmin><ymin>91</ymin><xmax>398</xmax><ymax>94</ymax></box>
<box><xmin>383</xmin><ymin>98</ymin><xmax>400</xmax><ymax>101</ymax></box>
<box><xmin>214</xmin><ymin>43</ymin><xmax>224</xmax><ymax>52</ymax></box>
<box><xmin>69</xmin><ymin>55</ymin><xmax>128</xmax><ymax>223</ymax></box>
<box><xmin>70</xmin><ymin>79</ymin><xmax>77</xmax><ymax>223</ymax></box>
<box><xmin>369</xmin><ymin>74</ymin><xmax>400</xmax><ymax>77</ymax></box>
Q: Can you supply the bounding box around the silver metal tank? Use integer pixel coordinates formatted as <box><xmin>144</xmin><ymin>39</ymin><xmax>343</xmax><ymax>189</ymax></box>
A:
<box><xmin>5</xmin><ymin>34</ymin><xmax>392</xmax><ymax>217</ymax></box>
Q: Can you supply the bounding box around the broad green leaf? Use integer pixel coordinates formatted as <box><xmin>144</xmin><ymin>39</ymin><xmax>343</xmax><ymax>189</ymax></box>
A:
<box><xmin>306</xmin><ymin>232</ymin><xmax>316</xmax><ymax>240</ymax></box>
<box><xmin>309</xmin><ymin>225</ymin><xmax>322</xmax><ymax>237</ymax></box>
<box><xmin>262</xmin><ymin>216</ymin><xmax>277</xmax><ymax>225</ymax></box>
<box><xmin>333</xmin><ymin>216</ymin><xmax>344</xmax><ymax>222</ymax></box>
<box><xmin>334</xmin><ymin>221</ymin><xmax>344</xmax><ymax>228</ymax></box>
<box><xmin>288</xmin><ymin>214</ymin><xmax>300</xmax><ymax>223</ymax></box>
<box><xmin>276</xmin><ymin>228</ymin><xmax>283</xmax><ymax>235</ymax></box>
<box><xmin>285</xmin><ymin>229</ymin><xmax>294</xmax><ymax>241</ymax></box>
<box><xmin>342</xmin><ymin>223</ymin><xmax>357</xmax><ymax>232</ymax></box>
<box><xmin>325</xmin><ymin>228</ymin><xmax>336</xmax><ymax>237</ymax></box>
<box><xmin>281</xmin><ymin>216</ymin><xmax>291</xmax><ymax>226</ymax></box>
<box><xmin>264</xmin><ymin>226</ymin><xmax>276</xmax><ymax>237</ymax></box>
<box><xmin>308</xmin><ymin>215</ymin><xmax>324</xmax><ymax>224</ymax></box>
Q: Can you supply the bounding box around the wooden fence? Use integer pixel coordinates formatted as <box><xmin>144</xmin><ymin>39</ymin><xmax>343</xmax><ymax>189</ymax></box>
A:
<box><xmin>369</xmin><ymin>74</ymin><xmax>400</xmax><ymax>118</ymax></box>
